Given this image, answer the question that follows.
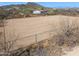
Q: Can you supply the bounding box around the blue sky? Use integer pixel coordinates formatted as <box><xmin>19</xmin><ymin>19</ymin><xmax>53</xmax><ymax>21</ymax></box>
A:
<box><xmin>0</xmin><ymin>2</ymin><xmax>79</xmax><ymax>8</ymax></box>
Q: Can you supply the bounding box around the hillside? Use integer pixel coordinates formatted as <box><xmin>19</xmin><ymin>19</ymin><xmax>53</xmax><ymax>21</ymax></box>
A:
<box><xmin>0</xmin><ymin>2</ymin><xmax>46</xmax><ymax>19</ymax></box>
<box><xmin>0</xmin><ymin>2</ymin><xmax>79</xmax><ymax>20</ymax></box>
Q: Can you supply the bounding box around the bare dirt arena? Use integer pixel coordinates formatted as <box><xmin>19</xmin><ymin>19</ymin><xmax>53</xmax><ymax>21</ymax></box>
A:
<box><xmin>2</xmin><ymin>15</ymin><xmax>79</xmax><ymax>55</ymax></box>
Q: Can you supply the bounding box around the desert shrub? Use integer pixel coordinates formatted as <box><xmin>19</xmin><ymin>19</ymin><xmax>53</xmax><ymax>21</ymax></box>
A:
<box><xmin>52</xmin><ymin>18</ymin><xmax>79</xmax><ymax>48</ymax></box>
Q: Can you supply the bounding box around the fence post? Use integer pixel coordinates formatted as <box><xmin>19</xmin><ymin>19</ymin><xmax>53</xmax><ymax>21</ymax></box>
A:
<box><xmin>35</xmin><ymin>34</ymin><xmax>38</xmax><ymax>44</ymax></box>
<box><xmin>49</xmin><ymin>30</ymin><xmax>52</xmax><ymax>38</ymax></box>
<box><xmin>35</xmin><ymin>33</ymin><xmax>40</xmax><ymax>55</ymax></box>
<box><xmin>48</xmin><ymin>30</ymin><xmax>53</xmax><ymax>56</ymax></box>
<box><xmin>35</xmin><ymin>33</ymin><xmax>44</xmax><ymax>56</ymax></box>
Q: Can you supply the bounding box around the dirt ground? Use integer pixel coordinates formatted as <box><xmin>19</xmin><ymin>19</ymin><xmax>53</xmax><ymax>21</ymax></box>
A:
<box><xmin>63</xmin><ymin>46</ymin><xmax>79</xmax><ymax>56</ymax></box>
<box><xmin>1</xmin><ymin>15</ymin><xmax>79</xmax><ymax>51</ymax></box>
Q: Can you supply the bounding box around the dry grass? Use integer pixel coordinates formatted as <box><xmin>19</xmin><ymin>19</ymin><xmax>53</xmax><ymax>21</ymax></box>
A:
<box><xmin>10</xmin><ymin>39</ymin><xmax>65</xmax><ymax>56</ymax></box>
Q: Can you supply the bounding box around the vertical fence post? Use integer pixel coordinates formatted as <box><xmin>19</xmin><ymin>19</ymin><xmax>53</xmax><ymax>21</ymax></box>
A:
<box><xmin>35</xmin><ymin>33</ymin><xmax>40</xmax><ymax>55</ymax></box>
<box><xmin>49</xmin><ymin>30</ymin><xmax>52</xmax><ymax>38</ymax></box>
<box><xmin>3</xmin><ymin>19</ymin><xmax>7</xmax><ymax>55</ymax></box>
<box><xmin>35</xmin><ymin>33</ymin><xmax>44</xmax><ymax>56</ymax></box>
<box><xmin>48</xmin><ymin>30</ymin><xmax>53</xmax><ymax>56</ymax></box>
<box><xmin>35</xmin><ymin>34</ymin><xmax>38</xmax><ymax>44</ymax></box>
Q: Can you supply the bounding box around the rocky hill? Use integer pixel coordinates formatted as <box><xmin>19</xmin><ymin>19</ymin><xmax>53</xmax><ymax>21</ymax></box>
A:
<box><xmin>0</xmin><ymin>2</ymin><xmax>79</xmax><ymax>20</ymax></box>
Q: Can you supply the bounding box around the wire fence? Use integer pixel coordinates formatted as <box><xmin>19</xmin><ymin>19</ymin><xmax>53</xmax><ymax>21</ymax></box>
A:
<box><xmin>10</xmin><ymin>28</ymin><xmax>62</xmax><ymax>56</ymax></box>
<box><xmin>0</xmin><ymin>20</ymin><xmax>61</xmax><ymax>55</ymax></box>
<box><xmin>14</xmin><ymin>29</ymin><xmax>58</xmax><ymax>47</ymax></box>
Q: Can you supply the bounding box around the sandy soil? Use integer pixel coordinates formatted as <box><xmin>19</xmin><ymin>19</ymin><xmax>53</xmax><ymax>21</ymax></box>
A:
<box><xmin>64</xmin><ymin>46</ymin><xmax>79</xmax><ymax>56</ymax></box>
<box><xmin>1</xmin><ymin>15</ymin><xmax>79</xmax><ymax>50</ymax></box>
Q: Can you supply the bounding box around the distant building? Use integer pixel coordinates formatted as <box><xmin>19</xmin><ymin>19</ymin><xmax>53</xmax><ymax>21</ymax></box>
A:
<box><xmin>32</xmin><ymin>10</ymin><xmax>41</xmax><ymax>14</ymax></box>
<box><xmin>32</xmin><ymin>10</ymin><xmax>48</xmax><ymax>14</ymax></box>
<box><xmin>41</xmin><ymin>10</ymin><xmax>48</xmax><ymax>14</ymax></box>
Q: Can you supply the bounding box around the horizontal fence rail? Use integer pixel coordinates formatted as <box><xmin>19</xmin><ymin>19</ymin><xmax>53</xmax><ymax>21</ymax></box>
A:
<box><xmin>11</xmin><ymin>28</ymin><xmax>62</xmax><ymax>56</ymax></box>
<box><xmin>12</xmin><ymin>28</ymin><xmax>59</xmax><ymax>49</ymax></box>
